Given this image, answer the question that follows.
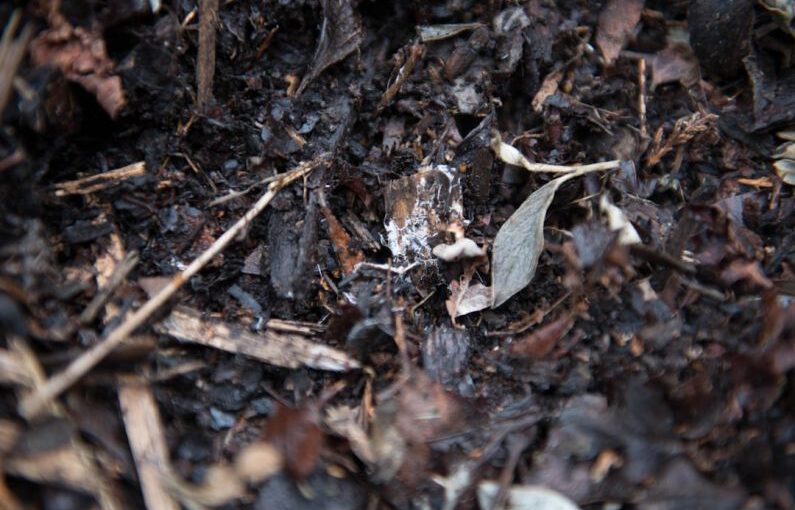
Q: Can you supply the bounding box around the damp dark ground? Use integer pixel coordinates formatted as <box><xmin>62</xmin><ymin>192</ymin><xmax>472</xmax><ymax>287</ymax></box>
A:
<box><xmin>1</xmin><ymin>0</ymin><xmax>794</xmax><ymax>509</ymax></box>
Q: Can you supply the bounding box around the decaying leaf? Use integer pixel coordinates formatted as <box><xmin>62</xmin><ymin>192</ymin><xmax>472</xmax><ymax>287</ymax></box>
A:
<box><xmin>296</xmin><ymin>0</ymin><xmax>364</xmax><ymax>96</ymax></box>
<box><xmin>532</xmin><ymin>68</ymin><xmax>565</xmax><ymax>113</ymax></box>
<box><xmin>645</xmin><ymin>39</ymin><xmax>700</xmax><ymax>90</ymax></box>
<box><xmin>596</xmin><ymin>0</ymin><xmax>644</xmax><ymax>65</ymax></box>
<box><xmin>491</xmin><ymin>172</ymin><xmax>580</xmax><ymax>308</ymax></box>
<box><xmin>321</xmin><ymin>204</ymin><xmax>364</xmax><ymax>275</ymax></box>
<box><xmin>29</xmin><ymin>13</ymin><xmax>126</xmax><ymax>118</ymax></box>
<box><xmin>509</xmin><ymin>314</ymin><xmax>574</xmax><ymax>359</ymax></box>
<box><xmin>264</xmin><ymin>404</ymin><xmax>323</xmax><ymax>480</ymax></box>
<box><xmin>417</xmin><ymin>23</ymin><xmax>483</xmax><ymax>42</ymax></box>
<box><xmin>384</xmin><ymin>165</ymin><xmax>463</xmax><ymax>261</ymax></box>
<box><xmin>773</xmin><ymin>131</ymin><xmax>795</xmax><ymax>185</ymax></box>
<box><xmin>446</xmin><ymin>275</ymin><xmax>492</xmax><ymax>320</ymax></box>
<box><xmin>477</xmin><ymin>481</ymin><xmax>580</xmax><ymax>510</ymax></box>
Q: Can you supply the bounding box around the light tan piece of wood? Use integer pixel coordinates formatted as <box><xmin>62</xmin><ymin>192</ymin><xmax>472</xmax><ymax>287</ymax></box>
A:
<box><xmin>118</xmin><ymin>379</ymin><xmax>179</xmax><ymax>510</ymax></box>
<box><xmin>54</xmin><ymin>161</ymin><xmax>147</xmax><ymax>196</ymax></box>
<box><xmin>19</xmin><ymin>155</ymin><xmax>327</xmax><ymax>419</ymax></box>
<box><xmin>157</xmin><ymin>305</ymin><xmax>360</xmax><ymax>372</ymax></box>
<box><xmin>0</xmin><ymin>349</ymin><xmax>30</xmax><ymax>386</ymax></box>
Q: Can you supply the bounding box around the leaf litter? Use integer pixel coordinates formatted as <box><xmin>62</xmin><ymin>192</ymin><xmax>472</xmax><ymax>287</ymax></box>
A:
<box><xmin>2</xmin><ymin>1</ymin><xmax>795</xmax><ymax>509</ymax></box>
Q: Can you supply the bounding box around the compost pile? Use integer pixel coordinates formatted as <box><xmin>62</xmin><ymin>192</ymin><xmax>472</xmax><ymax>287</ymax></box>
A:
<box><xmin>0</xmin><ymin>0</ymin><xmax>794</xmax><ymax>508</ymax></box>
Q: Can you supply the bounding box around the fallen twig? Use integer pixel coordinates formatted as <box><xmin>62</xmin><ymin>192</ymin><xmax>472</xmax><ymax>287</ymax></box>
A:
<box><xmin>19</xmin><ymin>154</ymin><xmax>329</xmax><ymax>419</ymax></box>
<box><xmin>54</xmin><ymin>161</ymin><xmax>146</xmax><ymax>196</ymax></box>
<box><xmin>197</xmin><ymin>0</ymin><xmax>218</xmax><ymax>112</ymax></box>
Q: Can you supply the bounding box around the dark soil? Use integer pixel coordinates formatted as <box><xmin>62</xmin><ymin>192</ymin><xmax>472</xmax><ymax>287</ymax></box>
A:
<box><xmin>1</xmin><ymin>0</ymin><xmax>794</xmax><ymax>509</ymax></box>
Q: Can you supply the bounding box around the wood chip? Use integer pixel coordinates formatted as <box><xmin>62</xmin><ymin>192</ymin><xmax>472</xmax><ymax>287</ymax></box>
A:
<box><xmin>156</xmin><ymin>305</ymin><xmax>360</xmax><ymax>372</ymax></box>
<box><xmin>118</xmin><ymin>378</ymin><xmax>179</xmax><ymax>510</ymax></box>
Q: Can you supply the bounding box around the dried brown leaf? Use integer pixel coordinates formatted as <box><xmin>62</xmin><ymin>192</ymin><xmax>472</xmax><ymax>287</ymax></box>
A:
<box><xmin>647</xmin><ymin>42</ymin><xmax>700</xmax><ymax>90</ymax></box>
<box><xmin>297</xmin><ymin>0</ymin><xmax>364</xmax><ymax>95</ymax></box>
<box><xmin>509</xmin><ymin>314</ymin><xmax>574</xmax><ymax>359</ymax></box>
<box><xmin>321</xmin><ymin>206</ymin><xmax>364</xmax><ymax>275</ymax></box>
<box><xmin>264</xmin><ymin>404</ymin><xmax>323</xmax><ymax>480</ymax></box>
<box><xmin>30</xmin><ymin>24</ymin><xmax>125</xmax><ymax>117</ymax></box>
<box><xmin>596</xmin><ymin>0</ymin><xmax>644</xmax><ymax>65</ymax></box>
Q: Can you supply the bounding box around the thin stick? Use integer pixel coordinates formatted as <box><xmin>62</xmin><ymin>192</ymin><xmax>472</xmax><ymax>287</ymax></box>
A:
<box><xmin>19</xmin><ymin>155</ymin><xmax>328</xmax><ymax>419</ymax></box>
<box><xmin>638</xmin><ymin>58</ymin><xmax>647</xmax><ymax>138</ymax></box>
<box><xmin>196</xmin><ymin>0</ymin><xmax>219</xmax><ymax>112</ymax></box>
<box><xmin>54</xmin><ymin>161</ymin><xmax>146</xmax><ymax>196</ymax></box>
<box><xmin>0</xmin><ymin>11</ymin><xmax>33</xmax><ymax>117</ymax></box>
<box><xmin>517</xmin><ymin>160</ymin><xmax>620</xmax><ymax>174</ymax></box>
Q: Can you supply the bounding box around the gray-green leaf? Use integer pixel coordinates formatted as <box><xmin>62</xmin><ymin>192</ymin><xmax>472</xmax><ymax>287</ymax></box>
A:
<box><xmin>491</xmin><ymin>173</ymin><xmax>578</xmax><ymax>308</ymax></box>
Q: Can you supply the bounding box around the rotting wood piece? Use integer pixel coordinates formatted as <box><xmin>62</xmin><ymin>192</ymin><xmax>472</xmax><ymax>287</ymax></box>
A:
<box><xmin>118</xmin><ymin>378</ymin><xmax>179</xmax><ymax>510</ymax></box>
<box><xmin>156</xmin><ymin>305</ymin><xmax>360</xmax><ymax>372</ymax></box>
<box><xmin>54</xmin><ymin>161</ymin><xmax>146</xmax><ymax>196</ymax></box>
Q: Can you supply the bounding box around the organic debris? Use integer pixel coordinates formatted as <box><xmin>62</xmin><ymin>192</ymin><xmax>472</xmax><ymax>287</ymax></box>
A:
<box><xmin>1</xmin><ymin>1</ymin><xmax>794</xmax><ymax>509</ymax></box>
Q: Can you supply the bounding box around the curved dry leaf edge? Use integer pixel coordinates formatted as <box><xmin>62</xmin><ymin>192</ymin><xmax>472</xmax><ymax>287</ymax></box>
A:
<box><xmin>491</xmin><ymin>165</ymin><xmax>616</xmax><ymax>308</ymax></box>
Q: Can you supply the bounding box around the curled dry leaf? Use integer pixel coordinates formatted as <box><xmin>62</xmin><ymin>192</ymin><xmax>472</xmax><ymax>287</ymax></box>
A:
<box><xmin>595</xmin><ymin>0</ymin><xmax>644</xmax><ymax>65</ymax></box>
<box><xmin>599</xmin><ymin>194</ymin><xmax>641</xmax><ymax>245</ymax></box>
<box><xmin>432</xmin><ymin>237</ymin><xmax>485</xmax><ymax>261</ymax></box>
<box><xmin>417</xmin><ymin>23</ymin><xmax>484</xmax><ymax>42</ymax></box>
<box><xmin>446</xmin><ymin>281</ymin><xmax>491</xmax><ymax>319</ymax></box>
<box><xmin>296</xmin><ymin>0</ymin><xmax>364</xmax><ymax>95</ymax></box>
<box><xmin>773</xmin><ymin>131</ymin><xmax>795</xmax><ymax>185</ymax></box>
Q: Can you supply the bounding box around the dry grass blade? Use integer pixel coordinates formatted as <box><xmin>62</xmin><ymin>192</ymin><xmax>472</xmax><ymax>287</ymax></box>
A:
<box><xmin>18</xmin><ymin>154</ymin><xmax>329</xmax><ymax>419</ymax></box>
<box><xmin>0</xmin><ymin>11</ymin><xmax>33</xmax><ymax>118</ymax></box>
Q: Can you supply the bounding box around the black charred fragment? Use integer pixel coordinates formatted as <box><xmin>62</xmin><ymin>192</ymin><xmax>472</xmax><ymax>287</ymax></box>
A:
<box><xmin>423</xmin><ymin>326</ymin><xmax>471</xmax><ymax>389</ymax></box>
<box><xmin>268</xmin><ymin>194</ymin><xmax>320</xmax><ymax>300</ymax></box>
<box><xmin>444</xmin><ymin>26</ymin><xmax>490</xmax><ymax>81</ymax></box>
